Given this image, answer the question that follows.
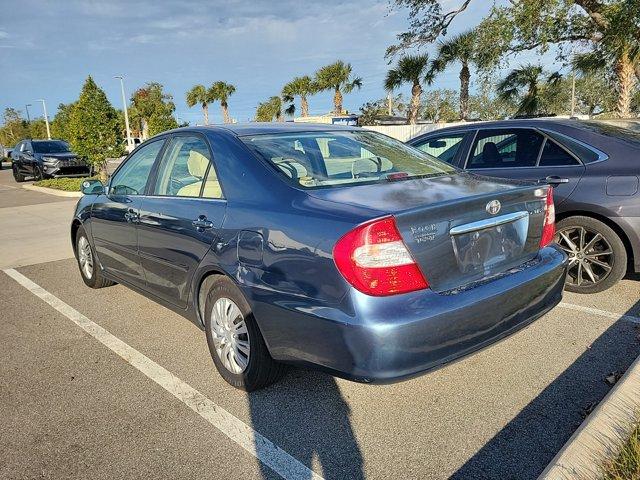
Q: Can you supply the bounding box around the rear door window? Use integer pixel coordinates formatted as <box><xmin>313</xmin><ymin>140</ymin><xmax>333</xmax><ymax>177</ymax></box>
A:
<box><xmin>413</xmin><ymin>134</ymin><xmax>465</xmax><ymax>164</ymax></box>
<box><xmin>538</xmin><ymin>139</ymin><xmax>580</xmax><ymax>166</ymax></box>
<box><xmin>467</xmin><ymin>129</ymin><xmax>544</xmax><ymax>169</ymax></box>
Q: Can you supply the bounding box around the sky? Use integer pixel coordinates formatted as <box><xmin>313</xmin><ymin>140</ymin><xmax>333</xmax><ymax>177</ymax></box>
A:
<box><xmin>0</xmin><ymin>0</ymin><xmax>553</xmax><ymax>125</ymax></box>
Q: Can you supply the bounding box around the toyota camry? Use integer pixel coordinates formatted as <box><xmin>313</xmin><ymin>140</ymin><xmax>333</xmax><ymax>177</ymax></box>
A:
<box><xmin>72</xmin><ymin>123</ymin><xmax>567</xmax><ymax>391</ymax></box>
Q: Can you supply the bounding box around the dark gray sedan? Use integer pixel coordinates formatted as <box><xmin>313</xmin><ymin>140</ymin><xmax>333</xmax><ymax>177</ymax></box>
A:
<box><xmin>409</xmin><ymin>119</ymin><xmax>640</xmax><ymax>293</ymax></box>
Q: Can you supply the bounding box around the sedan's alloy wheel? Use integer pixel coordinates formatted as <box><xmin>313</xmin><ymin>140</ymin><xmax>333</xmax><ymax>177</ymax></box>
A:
<box><xmin>556</xmin><ymin>226</ymin><xmax>614</xmax><ymax>287</ymax></box>
<box><xmin>77</xmin><ymin>235</ymin><xmax>94</xmax><ymax>280</ymax></box>
<box><xmin>210</xmin><ymin>297</ymin><xmax>250</xmax><ymax>374</ymax></box>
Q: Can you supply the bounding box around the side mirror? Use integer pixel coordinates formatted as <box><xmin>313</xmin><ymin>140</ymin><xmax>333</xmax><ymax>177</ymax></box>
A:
<box><xmin>81</xmin><ymin>179</ymin><xmax>105</xmax><ymax>195</ymax></box>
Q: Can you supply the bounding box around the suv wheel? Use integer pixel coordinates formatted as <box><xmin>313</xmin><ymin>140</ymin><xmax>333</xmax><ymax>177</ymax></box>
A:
<box><xmin>12</xmin><ymin>164</ymin><xmax>25</xmax><ymax>183</ymax></box>
<box><xmin>204</xmin><ymin>276</ymin><xmax>285</xmax><ymax>391</ymax></box>
<box><xmin>75</xmin><ymin>226</ymin><xmax>115</xmax><ymax>289</ymax></box>
<box><xmin>555</xmin><ymin>216</ymin><xmax>627</xmax><ymax>293</ymax></box>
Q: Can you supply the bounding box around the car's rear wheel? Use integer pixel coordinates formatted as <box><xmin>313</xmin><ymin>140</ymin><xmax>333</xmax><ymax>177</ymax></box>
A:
<box><xmin>75</xmin><ymin>226</ymin><xmax>115</xmax><ymax>289</ymax></box>
<box><xmin>204</xmin><ymin>276</ymin><xmax>285</xmax><ymax>391</ymax></box>
<box><xmin>555</xmin><ymin>216</ymin><xmax>627</xmax><ymax>293</ymax></box>
<box><xmin>12</xmin><ymin>164</ymin><xmax>25</xmax><ymax>183</ymax></box>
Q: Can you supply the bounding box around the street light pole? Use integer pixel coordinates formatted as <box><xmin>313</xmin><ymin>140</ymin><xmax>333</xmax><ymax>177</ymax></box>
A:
<box><xmin>25</xmin><ymin>104</ymin><xmax>32</xmax><ymax>123</ymax></box>
<box><xmin>38</xmin><ymin>99</ymin><xmax>51</xmax><ymax>139</ymax></box>
<box><xmin>114</xmin><ymin>75</ymin><xmax>133</xmax><ymax>149</ymax></box>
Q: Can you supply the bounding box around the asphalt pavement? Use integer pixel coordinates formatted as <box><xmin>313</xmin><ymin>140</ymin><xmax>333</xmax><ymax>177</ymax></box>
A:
<box><xmin>1</xmin><ymin>168</ymin><xmax>638</xmax><ymax>479</ymax></box>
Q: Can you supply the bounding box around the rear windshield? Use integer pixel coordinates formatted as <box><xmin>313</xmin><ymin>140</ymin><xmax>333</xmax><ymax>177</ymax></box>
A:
<box><xmin>241</xmin><ymin>130</ymin><xmax>456</xmax><ymax>189</ymax></box>
<box><xmin>579</xmin><ymin>121</ymin><xmax>640</xmax><ymax>145</ymax></box>
<box><xmin>32</xmin><ymin>141</ymin><xmax>71</xmax><ymax>153</ymax></box>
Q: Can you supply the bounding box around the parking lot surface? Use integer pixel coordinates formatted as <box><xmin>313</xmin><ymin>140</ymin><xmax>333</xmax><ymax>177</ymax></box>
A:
<box><xmin>1</xmin><ymin>169</ymin><xmax>639</xmax><ymax>479</ymax></box>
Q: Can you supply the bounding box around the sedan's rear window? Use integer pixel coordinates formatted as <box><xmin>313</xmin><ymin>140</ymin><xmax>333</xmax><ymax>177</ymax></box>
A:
<box><xmin>241</xmin><ymin>130</ymin><xmax>456</xmax><ymax>188</ymax></box>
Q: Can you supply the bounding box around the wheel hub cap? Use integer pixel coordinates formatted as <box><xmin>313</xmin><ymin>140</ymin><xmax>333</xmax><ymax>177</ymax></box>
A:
<box><xmin>210</xmin><ymin>297</ymin><xmax>250</xmax><ymax>374</ymax></box>
<box><xmin>556</xmin><ymin>226</ymin><xmax>613</xmax><ymax>287</ymax></box>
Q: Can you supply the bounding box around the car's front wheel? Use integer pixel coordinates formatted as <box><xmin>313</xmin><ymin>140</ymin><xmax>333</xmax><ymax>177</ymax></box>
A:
<box><xmin>12</xmin><ymin>164</ymin><xmax>25</xmax><ymax>183</ymax></box>
<box><xmin>204</xmin><ymin>276</ymin><xmax>285</xmax><ymax>391</ymax></box>
<box><xmin>75</xmin><ymin>226</ymin><xmax>115</xmax><ymax>289</ymax></box>
<box><xmin>555</xmin><ymin>216</ymin><xmax>627</xmax><ymax>293</ymax></box>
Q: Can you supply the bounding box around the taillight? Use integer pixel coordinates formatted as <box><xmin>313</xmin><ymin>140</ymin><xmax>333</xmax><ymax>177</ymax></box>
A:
<box><xmin>333</xmin><ymin>216</ymin><xmax>429</xmax><ymax>296</ymax></box>
<box><xmin>540</xmin><ymin>187</ymin><xmax>555</xmax><ymax>247</ymax></box>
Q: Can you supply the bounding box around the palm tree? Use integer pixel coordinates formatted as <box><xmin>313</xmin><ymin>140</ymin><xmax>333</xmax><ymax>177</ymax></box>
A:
<box><xmin>255</xmin><ymin>96</ymin><xmax>284</xmax><ymax>122</ymax></box>
<box><xmin>282</xmin><ymin>76</ymin><xmax>317</xmax><ymax>117</ymax></box>
<box><xmin>431</xmin><ymin>30</ymin><xmax>476</xmax><ymax>120</ymax></box>
<box><xmin>384</xmin><ymin>54</ymin><xmax>432</xmax><ymax>125</ymax></box>
<box><xmin>186</xmin><ymin>85</ymin><xmax>213</xmax><ymax>125</ymax></box>
<box><xmin>315</xmin><ymin>61</ymin><xmax>362</xmax><ymax>115</ymax></box>
<box><xmin>497</xmin><ymin>65</ymin><xmax>562</xmax><ymax>117</ymax></box>
<box><xmin>209</xmin><ymin>81</ymin><xmax>236</xmax><ymax>124</ymax></box>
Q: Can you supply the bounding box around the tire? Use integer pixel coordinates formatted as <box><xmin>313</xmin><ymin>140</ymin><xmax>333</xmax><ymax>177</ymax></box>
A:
<box><xmin>75</xmin><ymin>226</ymin><xmax>115</xmax><ymax>289</ymax></box>
<box><xmin>204</xmin><ymin>276</ymin><xmax>285</xmax><ymax>391</ymax></box>
<box><xmin>33</xmin><ymin>166</ymin><xmax>44</xmax><ymax>181</ymax></box>
<box><xmin>555</xmin><ymin>216</ymin><xmax>627</xmax><ymax>294</ymax></box>
<box><xmin>12</xmin><ymin>164</ymin><xmax>25</xmax><ymax>183</ymax></box>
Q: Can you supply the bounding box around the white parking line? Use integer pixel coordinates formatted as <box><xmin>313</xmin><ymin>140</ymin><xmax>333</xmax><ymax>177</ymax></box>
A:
<box><xmin>3</xmin><ymin>268</ymin><xmax>323</xmax><ymax>480</ymax></box>
<box><xmin>559</xmin><ymin>302</ymin><xmax>640</xmax><ymax>324</ymax></box>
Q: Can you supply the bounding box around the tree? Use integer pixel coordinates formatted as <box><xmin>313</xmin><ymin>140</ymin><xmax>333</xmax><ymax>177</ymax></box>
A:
<box><xmin>67</xmin><ymin>76</ymin><xmax>122</xmax><ymax>182</ymax></box>
<box><xmin>575</xmin><ymin>72</ymin><xmax>617</xmax><ymax>117</ymax></box>
<box><xmin>315</xmin><ymin>61</ymin><xmax>363</xmax><ymax>115</ymax></box>
<box><xmin>388</xmin><ymin>0</ymin><xmax>640</xmax><ymax>117</ymax></box>
<box><xmin>0</xmin><ymin>108</ymin><xmax>29</xmax><ymax>146</ymax></box>
<box><xmin>282</xmin><ymin>76</ymin><xmax>317</xmax><ymax>117</ymax></box>
<box><xmin>210</xmin><ymin>81</ymin><xmax>236</xmax><ymax>124</ymax></box>
<box><xmin>385</xmin><ymin>54</ymin><xmax>433</xmax><ymax>124</ymax></box>
<box><xmin>468</xmin><ymin>81</ymin><xmax>518</xmax><ymax>120</ymax></box>
<box><xmin>50</xmin><ymin>102</ymin><xmax>76</xmax><ymax>141</ymax></box>
<box><xmin>497</xmin><ymin>65</ymin><xmax>562</xmax><ymax>116</ymax></box>
<box><xmin>186</xmin><ymin>84</ymin><xmax>213</xmax><ymax>125</ymax></box>
<box><xmin>422</xmin><ymin>89</ymin><xmax>459</xmax><ymax>122</ymax></box>
<box><xmin>131</xmin><ymin>82</ymin><xmax>176</xmax><ymax>138</ymax></box>
<box><xmin>431</xmin><ymin>30</ymin><xmax>477</xmax><ymax>120</ymax></box>
<box><xmin>358</xmin><ymin>94</ymin><xmax>408</xmax><ymax>125</ymax></box>
<box><xmin>255</xmin><ymin>97</ymin><xmax>284</xmax><ymax>122</ymax></box>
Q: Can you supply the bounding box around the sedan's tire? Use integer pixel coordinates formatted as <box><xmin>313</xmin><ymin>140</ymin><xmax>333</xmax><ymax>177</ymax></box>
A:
<box><xmin>204</xmin><ymin>276</ymin><xmax>285</xmax><ymax>391</ymax></box>
<box><xmin>555</xmin><ymin>216</ymin><xmax>627</xmax><ymax>294</ymax></box>
<box><xmin>12</xmin><ymin>165</ymin><xmax>25</xmax><ymax>183</ymax></box>
<box><xmin>75</xmin><ymin>226</ymin><xmax>115</xmax><ymax>289</ymax></box>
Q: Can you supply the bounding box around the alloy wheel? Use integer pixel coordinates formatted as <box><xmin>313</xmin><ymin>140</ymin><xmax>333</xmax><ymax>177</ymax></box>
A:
<box><xmin>77</xmin><ymin>236</ymin><xmax>94</xmax><ymax>280</ymax></box>
<box><xmin>210</xmin><ymin>297</ymin><xmax>250</xmax><ymax>374</ymax></box>
<box><xmin>556</xmin><ymin>226</ymin><xmax>614</xmax><ymax>288</ymax></box>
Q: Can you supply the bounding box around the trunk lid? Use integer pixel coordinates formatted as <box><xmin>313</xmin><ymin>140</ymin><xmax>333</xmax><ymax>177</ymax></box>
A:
<box><xmin>309</xmin><ymin>173</ymin><xmax>549</xmax><ymax>292</ymax></box>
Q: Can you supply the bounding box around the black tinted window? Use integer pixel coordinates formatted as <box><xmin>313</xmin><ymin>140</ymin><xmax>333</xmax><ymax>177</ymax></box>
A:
<box><xmin>32</xmin><ymin>141</ymin><xmax>70</xmax><ymax>153</ymax></box>
<box><xmin>415</xmin><ymin>134</ymin><xmax>465</xmax><ymax>164</ymax></box>
<box><xmin>468</xmin><ymin>129</ymin><xmax>544</xmax><ymax>169</ymax></box>
<box><xmin>539</xmin><ymin>139</ymin><xmax>580</xmax><ymax>166</ymax></box>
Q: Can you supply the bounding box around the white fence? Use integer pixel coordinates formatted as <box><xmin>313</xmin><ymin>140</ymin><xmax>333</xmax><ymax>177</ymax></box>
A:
<box><xmin>362</xmin><ymin>122</ymin><xmax>468</xmax><ymax>141</ymax></box>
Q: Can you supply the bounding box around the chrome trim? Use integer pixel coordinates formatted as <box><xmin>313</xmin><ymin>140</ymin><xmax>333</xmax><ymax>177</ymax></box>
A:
<box><xmin>450</xmin><ymin>211</ymin><xmax>530</xmax><ymax>236</ymax></box>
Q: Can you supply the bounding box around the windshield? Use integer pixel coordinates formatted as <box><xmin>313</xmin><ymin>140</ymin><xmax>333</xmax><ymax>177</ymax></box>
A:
<box><xmin>580</xmin><ymin>121</ymin><xmax>640</xmax><ymax>144</ymax></box>
<box><xmin>241</xmin><ymin>130</ymin><xmax>456</xmax><ymax>189</ymax></box>
<box><xmin>32</xmin><ymin>141</ymin><xmax>71</xmax><ymax>154</ymax></box>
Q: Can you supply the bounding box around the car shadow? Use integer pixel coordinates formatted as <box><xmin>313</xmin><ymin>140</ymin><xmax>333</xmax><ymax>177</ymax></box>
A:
<box><xmin>248</xmin><ymin>369</ymin><xmax>364</xmax><ymax>480</ymax></box>
<box><xmin>451</xmin><ymin>299</ymin><xmax>640</xmax><ymax>480</ymax></box>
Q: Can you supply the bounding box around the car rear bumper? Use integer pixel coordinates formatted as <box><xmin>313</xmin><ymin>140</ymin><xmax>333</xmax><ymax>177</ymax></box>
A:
<box><xmin>251</xmin><ymin>245</ymin><xmax>568</xmax><ymax>383</ymax></box>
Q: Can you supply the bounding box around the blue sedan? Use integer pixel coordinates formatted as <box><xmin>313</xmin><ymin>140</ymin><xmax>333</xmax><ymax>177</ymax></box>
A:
<box><xmin>72</xmin><ymin>123</ymin><xmax>567</xmax><ymax>391</ymax></box>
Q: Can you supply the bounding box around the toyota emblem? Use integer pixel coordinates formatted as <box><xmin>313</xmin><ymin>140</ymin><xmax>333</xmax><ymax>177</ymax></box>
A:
<box><xmin>486</xmin><ymin>200</ymin><xmax>501</xmax><ymax>215</ymax></box>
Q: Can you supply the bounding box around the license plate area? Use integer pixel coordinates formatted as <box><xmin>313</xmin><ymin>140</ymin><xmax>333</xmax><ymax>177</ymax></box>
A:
<box><xmin>450</xmin><ymin>211</ymin><xmax>529</xmax><ymax>276</ymax></box>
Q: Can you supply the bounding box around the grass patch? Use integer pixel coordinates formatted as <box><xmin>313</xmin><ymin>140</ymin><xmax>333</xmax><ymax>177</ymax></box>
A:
<box><xmin>603</xmin><ymin>421</ymin><xmax>640</xmax><ymax>480</ymax></box>
<box><xmin>34</xmin><ymin>176</ymin><xmax>97</xmax><ymax>192</ymax></box>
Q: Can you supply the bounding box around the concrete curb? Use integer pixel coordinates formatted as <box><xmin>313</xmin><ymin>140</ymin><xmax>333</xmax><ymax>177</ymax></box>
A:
<box><xmin>22</xmin><ymin>184</ymin><xmax>82</xmax><ymax>198</ymax></box>
<box><xmin>538</xmin><ymin>347</ymin><xmax>640</xmax><ymax>479</ymax></box>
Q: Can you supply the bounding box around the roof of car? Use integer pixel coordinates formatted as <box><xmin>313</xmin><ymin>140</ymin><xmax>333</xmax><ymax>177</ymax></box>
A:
<box><xmin>165</xmin><ymin>122</ymin><xmax>361</xmax><ymax>137</ymax></box>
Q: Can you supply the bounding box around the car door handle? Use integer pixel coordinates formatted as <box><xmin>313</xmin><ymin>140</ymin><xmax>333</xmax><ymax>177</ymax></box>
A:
<box><xmin>124</xmin><ymin>208</ymin><xmax>139</xmax><ymax>223</ymax></box>
<box><xmin>541</xmin><ymin>175</ymin><xmax>569</xmax><ymax>185</ymax></box>
<box><xmin>192</xmin><ymin>215</ymin><xmax>214</xmax><ymax>231</ymax></box>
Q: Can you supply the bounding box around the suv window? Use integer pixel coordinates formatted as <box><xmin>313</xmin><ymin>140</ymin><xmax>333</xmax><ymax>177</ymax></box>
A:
<box><xmin>468</xmin><ymin>129</ymin><xmax>544</xmax><ymax>169</ymax></box>
<box><xmin>539</xmin><ymin>139</ymin><xmax>580</xmax><ymax>166</ymax></box>
<box><xmin>154</xmin><ymin>136</ymin><xmax>222</xmax><ymax>198</ymax></box>
<box><xmin>414</xmin><ymin>134</ymin><xmax>465</xmax><ymax>164</ymax></box>
<box><xmin>110</xmin><ymin>140</ymin><xmax>164</xmax><ymax>195</ymax></box>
